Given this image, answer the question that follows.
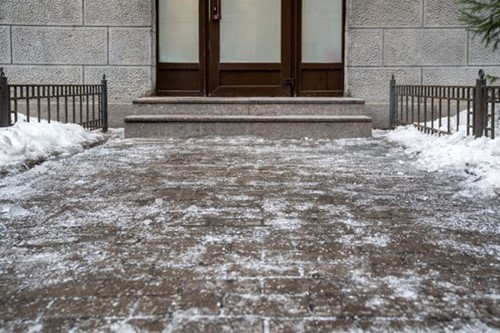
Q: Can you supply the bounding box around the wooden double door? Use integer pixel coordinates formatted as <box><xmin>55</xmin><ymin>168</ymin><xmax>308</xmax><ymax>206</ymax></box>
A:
<box><xmin>157</xmin><ymin>0</ymin><xmax>345</xmax><ymax>97</ymax></box>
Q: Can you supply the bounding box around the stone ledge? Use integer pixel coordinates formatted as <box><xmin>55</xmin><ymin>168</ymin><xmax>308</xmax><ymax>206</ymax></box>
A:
<box><xmin>132</xmin><ymin>97</ymin><xmax>366</xmax><ymax>105</ymax></box>
<box><xmin>125</xmin><ymin>115</ymin><xmax>373</xmax><ymax>123</ymax></box>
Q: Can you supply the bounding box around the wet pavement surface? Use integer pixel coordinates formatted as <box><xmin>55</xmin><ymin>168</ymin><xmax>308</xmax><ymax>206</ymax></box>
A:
<box><xmin>0</xmin><ymin>135</ymin><xmax>499</xmax><ymax>332</ymax></box>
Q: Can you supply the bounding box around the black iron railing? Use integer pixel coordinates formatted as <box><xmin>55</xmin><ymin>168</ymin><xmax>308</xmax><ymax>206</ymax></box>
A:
<box><xmin>0</xmin><ymin>68</ymin><xmax>108</xmax><ymax>132</ymax></box>
<box><xmin>390</xmin><ymin>70</ymin><xmax>498</xmax><ymax>139</ymax></box>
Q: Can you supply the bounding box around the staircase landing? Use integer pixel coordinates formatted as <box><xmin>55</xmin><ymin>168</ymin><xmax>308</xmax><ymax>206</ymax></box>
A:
<box><xmin>126</xmin><ymin>97</ymin><xmax>372</xmax><ymax>139</ymax></box>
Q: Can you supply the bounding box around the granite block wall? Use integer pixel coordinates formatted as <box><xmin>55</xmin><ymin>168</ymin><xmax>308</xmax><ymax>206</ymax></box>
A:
<box><xmin>347</xmin><ymin>0</ymin><xmax>500</xmax><ymax>127</ymax></box>
<box><xmin>0</xmin><ymin>0</ymin><xmax>154</xmax><ymax>102</ymax></box>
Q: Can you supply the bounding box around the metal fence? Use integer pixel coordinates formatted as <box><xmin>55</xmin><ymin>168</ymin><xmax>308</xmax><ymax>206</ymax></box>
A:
<box><xmin>0</xmin><ymin>68</ymin><xmax>108</xmax><ymax>132</ymax></box>
<box><xmin>390</xmin><ymin>70</ymin><xmax>499</xmax><ymax>139</ymax></box>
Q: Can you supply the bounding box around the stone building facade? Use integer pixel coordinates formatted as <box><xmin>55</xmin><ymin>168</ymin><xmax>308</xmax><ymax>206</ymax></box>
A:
<box><xmin>0</xmin><ymin>0</ymin><xmax>499</xmax><ymax>128</ymax></box>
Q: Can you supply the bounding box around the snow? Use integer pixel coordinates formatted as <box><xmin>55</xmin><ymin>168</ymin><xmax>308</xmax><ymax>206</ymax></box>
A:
<box><xmin>1</xmin><ymin>203</ymin><xmax>30</xmax><ymax>218</ymax></box>
<box><xmin>0</xmin><ymin>134</ymin><xmax>498</xmax><ymax>332</ymax></box>
<box><xmin>382</xmin><ymin>109</ymin><xmax>500</xmax><ymax>198</ymax></box>
<box><xmin>0</xmin><ymin>116</ymin><xmax>103</xmax><ymax>175</ymax></box>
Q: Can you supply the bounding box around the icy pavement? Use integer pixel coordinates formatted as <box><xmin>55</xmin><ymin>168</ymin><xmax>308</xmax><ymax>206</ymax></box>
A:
<box><xmin>0</xmin><ymin>135</ymin><xmax>499</xmax><ymax>332</ymax></box>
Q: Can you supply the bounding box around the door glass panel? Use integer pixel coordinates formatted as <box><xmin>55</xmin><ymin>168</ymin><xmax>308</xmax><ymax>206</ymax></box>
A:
<box><xmin>220</xmin><ymin>0</ymin><xmax>281</xmax><ymax>63</ymax></box>
<box><xmin>302</xmin><ymin>0</ymin><xmax>343</xmax><ymax>63</ymax></box>
<box><xmin>159</xmin><ymin>0</ymin><xmax>199</xmax><ymax>63</ymax></box>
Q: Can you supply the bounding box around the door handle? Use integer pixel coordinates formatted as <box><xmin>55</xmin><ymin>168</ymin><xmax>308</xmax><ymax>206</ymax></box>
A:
<box><xmin>213</xmin><ymin>0</ymin><xmax>221</xmax><ymax>21</ymax></box>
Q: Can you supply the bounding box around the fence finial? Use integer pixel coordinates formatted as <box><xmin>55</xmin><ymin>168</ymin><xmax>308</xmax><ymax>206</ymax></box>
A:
<box><xmin>478</xmin><ymin>69</ymin><xmax>485</xmax><ymax>79</ymax></box>
<box><xmin>391</xmin><ymin>74</ymin><xmax>395</xmax><ymax>80</ymax></box>
<box><xmin>0</xmin><ymin>67</ymin><xmax>4</xmax><ymax>78</ymax></box>
<box><xmin>102</xmin><ymin>74</ymin><xmax>106</xmax><ymax>80</ymax></box>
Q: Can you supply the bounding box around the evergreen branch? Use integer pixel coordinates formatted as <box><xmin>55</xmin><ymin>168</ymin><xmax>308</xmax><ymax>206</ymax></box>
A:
<box><xmin>459</xmin><ymin>0</ymin><xmax>500</xmax><ymax>51</ymax></box>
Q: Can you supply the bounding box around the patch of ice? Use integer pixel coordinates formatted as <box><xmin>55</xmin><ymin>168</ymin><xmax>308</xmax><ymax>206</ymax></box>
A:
<box><xmin>350</xmin><ymin>269</ymin><xmax>372</xmax><ymax>286</ymax></box>
<box><xmin>155</xmin><ymin>198</ymin><xmax>164</xmax><ymax>206</ymax></box>
<box><xmin>383</xmin><ymin>275</ymin><xmax>421</xmax><ymax>300</ymax></box>
<box><xmin>437</xmin><ymin>238</ymin><xmax>500</xmax><ymax>258</ymax></box>
<box><xmin>2</xmin><ymin>204</ymin><xmax>30</xmax><ymax>218</ymax></box>
<box><xmin>267</xmin><ymin>217</ymin><xmax>303</xmax><ymax>230</ymax></box>
<box><xmin>365</xmin><ymin>295</ymin><xmax>387</xmax><ymax>308</ymax></box>
<box><xmin>341</xmin><ymin>218</ymin><xmax>369</xmax><ymax>228</ymax></box>
<box><xmin>294</xmin><ymin>202</ymin><xmax>314</xmax><ymax>212</ymax></box>
<box><xmin>105</xmin><ymin>128</ymin><xmax>125</xmax><ymax>140</ymax></box>
<box><xmin>370</xmin><ymin>233</ymin><xmax>391</xmax><ymax>246</ymax></box>
<box><xmin>26</xmin><ymin>323</ymin><xmax>43</xmax><ymax>333</ymax></box>
<box><xmin>109</xmin><ymin>322</ymin><xmax>137</xmax><ymax>333</ymax></box>
<box><xmin>202</xmin><ymin>233</ymin><xmax>240</xmax><ymax>244</ymax></box>
<box><xmin>449</xmin><ymin>321</ymin><xmax>500</xmax><ymax>333</ymax></box>
<box><xmin>262</xmin><ymin>199</ymin><xmax>288</xmax><ymax>214</ymax></box>
<box><xmin>0</xmin><ymin>185</ymin><xmax>35</xmax><ymax>199</ymax></box>
<box><xmin>216</xmin><ymin>194</ymin><xmax>253</xmax><ymax>201</ymax></box>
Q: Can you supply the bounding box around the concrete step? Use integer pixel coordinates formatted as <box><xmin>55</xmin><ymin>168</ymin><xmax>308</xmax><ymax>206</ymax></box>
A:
<box><xmin>125</xmin><ymin>115</ymin><xmax>372</xmax><ymax>139</ymax></box>
<box><xmin>132</xmin><ymin>97</ymin><xmax>366</xmax><ymax>116</ymax></box>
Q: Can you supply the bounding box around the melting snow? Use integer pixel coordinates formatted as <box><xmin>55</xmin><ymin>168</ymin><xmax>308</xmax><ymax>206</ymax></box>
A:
<box><xmin>383</xmin><ymin>110</ymin><xmax>500</xmax><ymax>198</ymax></box>
<box><xmin>1</xmin><ymin>204</ymin><xmax>30</xmax><ymax>218</ymax></box>
<box><xmin>0</xmin><ymin>116</ymin><xmax>103</xmax><ymax>175</ymax></box>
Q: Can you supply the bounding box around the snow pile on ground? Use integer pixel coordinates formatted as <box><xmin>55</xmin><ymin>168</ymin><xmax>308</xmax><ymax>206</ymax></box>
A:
<box><xmin>384</xmin><ymin>111</ymin><xmax>500</xmax><ymax>198</ymax></box>
<box><xmin>0</xmin><ymin>117</ymin><xmax>103</xmax><ymax>175</ymax></box>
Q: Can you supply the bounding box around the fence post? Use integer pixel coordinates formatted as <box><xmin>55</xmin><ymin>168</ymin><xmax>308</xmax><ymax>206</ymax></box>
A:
<box><xmin>0</xmin><ymin>68</ymin><xmax>10</xmax><ymax>128</ymax></box>
<box><xmin>473</xmin><ymin>69</ymin><xmax>487</xmax><ymax>138</ymax></box>
<box><xmin>101</xmin><ymin>75</ymin><xmax>108</xmax><ymax>132</ymax></box>
<box><xmin>389</xmin><ymin>75</ymin><xmax>397</xmax><ymax>128</ymax></box>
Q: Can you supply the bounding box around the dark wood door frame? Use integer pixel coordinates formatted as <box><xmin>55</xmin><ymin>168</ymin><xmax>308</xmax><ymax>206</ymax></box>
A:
<box><xmin>295</xmin><ymin>0</ymin><xmax>346</xmax><ymax>97</ymax></box>
<box><xmin>156</xmin><ymin>0</ymin><xmax>207</xmax><ymax>96</ymax></box>
<box><xmin>155</xmin><ymin>0</ymin><xmax>345</xmax><ymax>97</ymax></box>
<box><xmin>207</xmin><ymin>0</ymin><xmax>293</xmax><ymax>97</ymax></box>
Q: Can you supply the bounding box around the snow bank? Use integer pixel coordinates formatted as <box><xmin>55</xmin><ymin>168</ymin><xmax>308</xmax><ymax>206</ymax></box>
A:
<box><xmin>384</xmin><ymin>110</ymin><xmax>500</xmax><ymax>198</ymax></box>
<box><xmin>0</xmin><ymin>117</ymin><xmax>103</xmax><ymax>175</ymax></box>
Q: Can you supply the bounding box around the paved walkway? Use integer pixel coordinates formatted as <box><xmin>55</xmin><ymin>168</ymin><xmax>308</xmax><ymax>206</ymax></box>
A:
<box><xmin>0</xmin><ymin>135</ymin><xmax>499</xmax><ymax>332</ymax></box>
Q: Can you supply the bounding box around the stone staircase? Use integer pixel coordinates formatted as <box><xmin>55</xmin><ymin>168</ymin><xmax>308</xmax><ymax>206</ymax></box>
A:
<box><xmin>125</xmin><ymin>97</ymin><xmax>372</xmax><ymax>139</ymax></box>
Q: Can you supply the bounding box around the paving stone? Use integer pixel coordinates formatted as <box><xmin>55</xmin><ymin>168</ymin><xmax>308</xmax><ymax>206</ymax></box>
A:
<box><xmin>268</xmin><ymin>318</ymin><xmax>461</xmax><ymax>332</ymax></box>
<box><xmin>166</xmin><ymin>317</ymin><xmax>263</xmax><ymax>333</ymax></box>
<box><xmin>125</xmin><ymin>318</ymin><xmax>171</xmax><ymax>332</ymax></box>
<box><xmin>45</xmin><ymin>297</ymin><xmax>136</xmax><ymax>319</ymax></box>
<box><xmin>69</xmin><ymin>318</ymin><xmax>143</xmax><ymax>332</ymax></box>
<box><xmin>135</xmin><ymin>295</ymin><xmax>180</xmax><ymax>316</ymax></box>
<box><xmin>224</xmin><ymin>294</ymin><xmax>311</xmax><ymax>317</ymax></box>
<box><xmin>264</xmin><ymin>278</ymin><xmax>342</xmax><ymax>296</ymax></box>
<box><xmin>99</xmin><ymin>277</ymin><xmax>180</xmax><ymax>297</ymax></box>
<box><xmin>0</xmin><ymin>298</ymin><xmax>51</xmax><ymax>321</ymax></box>
<box><xmin>40</xmin><ymin>319</ymin><xmax>76</xmax><ymax>333</ymax></box>
<box><xmin>176</xmin><ymin>289</ymin><xmax>222</xmax><ymax>316</ymax></box>
<box><xmin>183</xmin><ymin>279</ymin><xmax>262</xmax><ymax>295</ymax></box>
<box><xmin>15</xmin><ymin>280</ymin><xmax>103</xmax><ymax>300</ymax></box>
<box><xmin>0</xmin><ymin>136</ymin><xmax>498</xmax><ymax>331</ymax></box>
